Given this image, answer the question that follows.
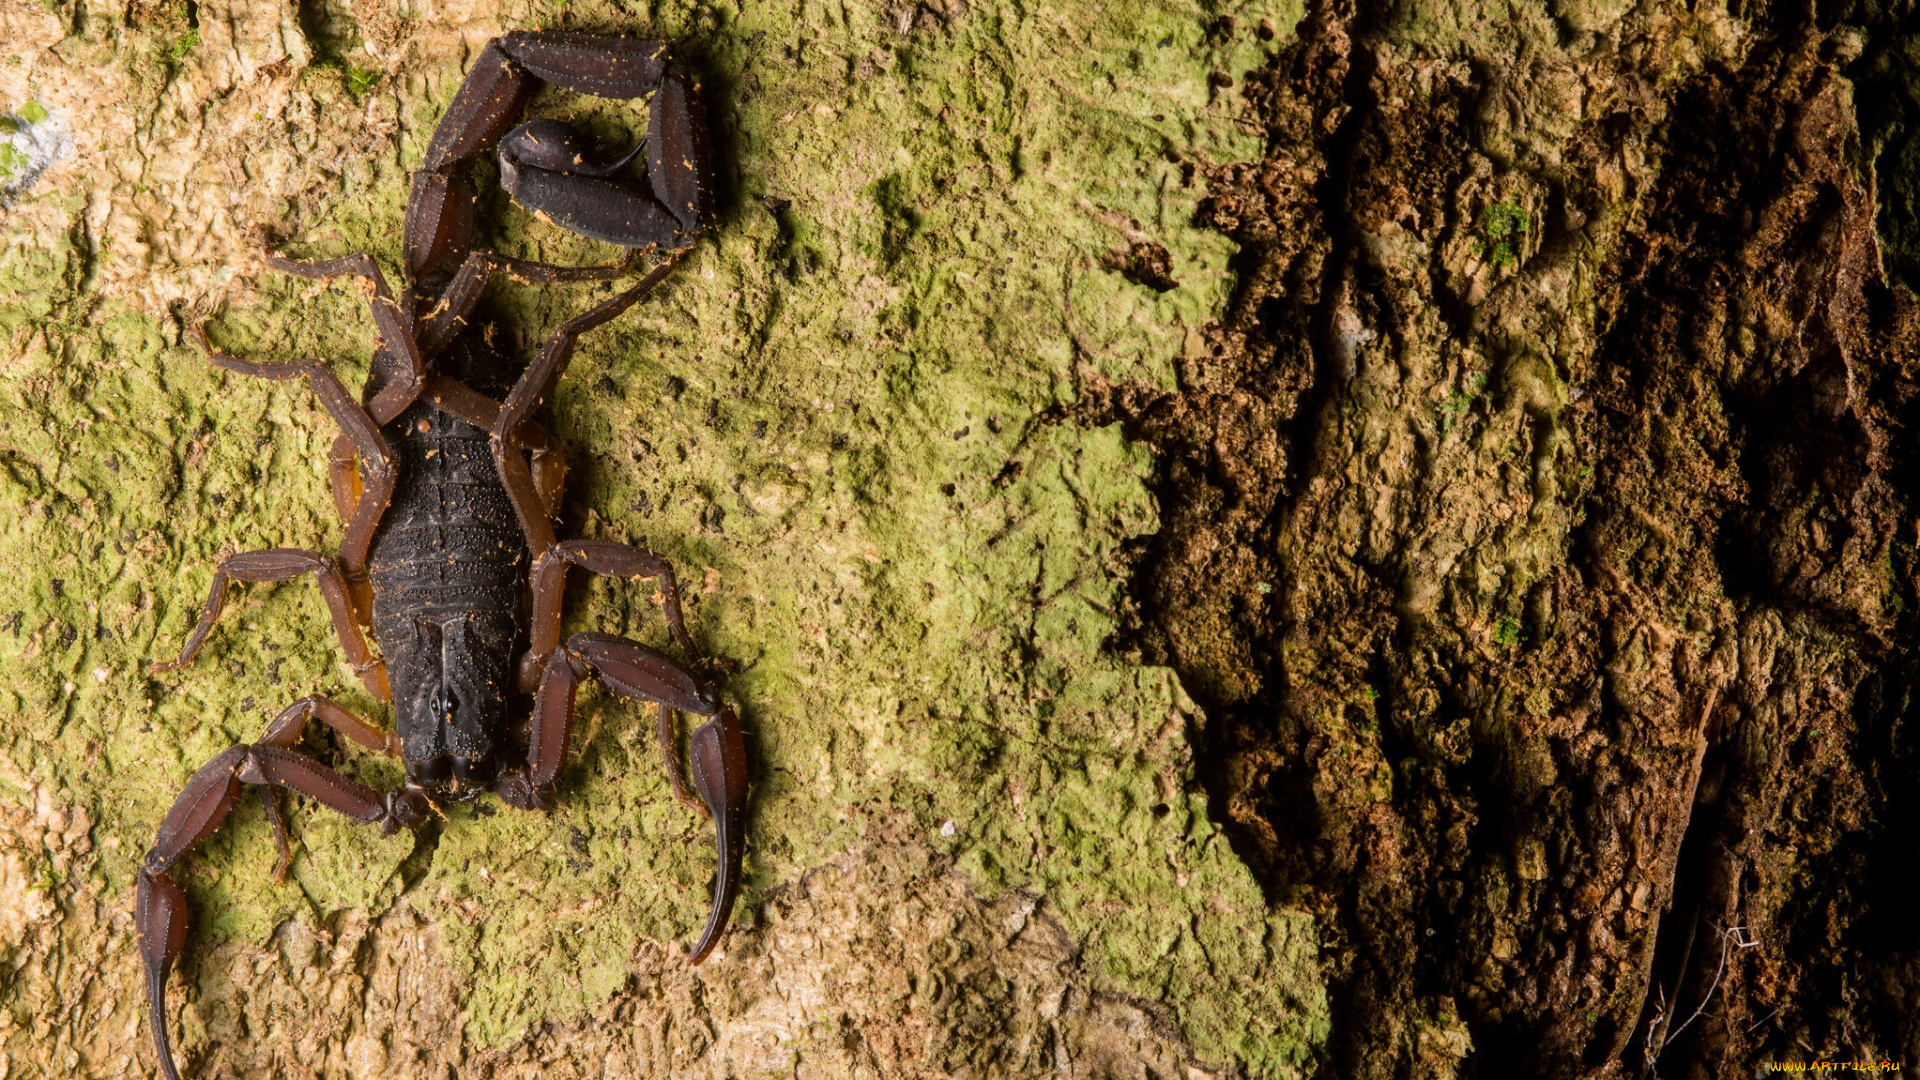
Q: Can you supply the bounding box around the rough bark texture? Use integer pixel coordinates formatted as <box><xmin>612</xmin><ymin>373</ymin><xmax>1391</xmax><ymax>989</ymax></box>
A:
<box><xmin>1</xmin><ymin>0</ymin><xmax>1916</xmax><ymax>1076</ymax></box>
<box><xmin>1101</xmin><ymin>0</ymin><xmax>1920</xmax><ymax>1075</ymax></box>
<box><xmin>0</xmin><ymin>0</ymin><xmax>1321</xmax><ymax>1077</ymax></box>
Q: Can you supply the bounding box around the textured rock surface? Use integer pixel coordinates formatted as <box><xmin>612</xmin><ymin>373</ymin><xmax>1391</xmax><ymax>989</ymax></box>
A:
<box><xmin>0</xmin><ymin>0</ymin><xmax>1323</xmax><ymax>1077</ymax></box>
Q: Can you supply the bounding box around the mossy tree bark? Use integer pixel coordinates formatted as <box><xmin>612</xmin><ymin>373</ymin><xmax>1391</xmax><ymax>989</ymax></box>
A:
<box><xmin>0</xmin><ymin>0</ymin><xmax>1914</xmax><ymax>1077</ymax></box>
<box><xmin>0</xmin><ymin>0</ymin><xmax>1316</xmax><ymax>1076</ymax></box>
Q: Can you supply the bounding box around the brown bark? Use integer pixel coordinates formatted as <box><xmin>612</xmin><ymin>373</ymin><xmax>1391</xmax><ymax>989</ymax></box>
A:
<box><xmin>1106</xmin><ymin>0</ymin><xmax>1920</xmax><ymax>1075</ymax></box>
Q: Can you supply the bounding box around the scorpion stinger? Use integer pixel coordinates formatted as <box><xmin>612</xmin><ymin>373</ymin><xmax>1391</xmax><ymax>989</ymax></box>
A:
<box><xmin>137</xmin><ymin>32</ymin><xmax>748</xmax><ymax>1080</ymax></box>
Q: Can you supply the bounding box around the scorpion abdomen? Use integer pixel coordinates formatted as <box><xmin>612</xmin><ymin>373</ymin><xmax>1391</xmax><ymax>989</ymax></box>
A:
<box><xmin>368</xmin><ymin>399</ymin><xmax>528</xmax><ymax>789</ymax></box>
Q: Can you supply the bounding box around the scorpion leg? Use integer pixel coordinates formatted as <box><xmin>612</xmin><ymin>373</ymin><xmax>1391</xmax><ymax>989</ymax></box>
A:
<box><xmin>320</xmin><ymin>431</ymin><xmax>396</xmax><ymax>618</ymax></box>
<box><xmin>252</xmin><ymin>696</ymin><xmax>405</xmax><ymax>883</ymax></box>
<box><xmin>192</xmin><ymin>328</ymin><xmax>398</xmax><ymax>606</ymax></box>
<box><xmin>260</xmin><ymin>695</ymin><xmax>403</xmax><ymax>756</ymax></box>
<box><xmin>523</xmin><ymin>540</ymin><xmax>702</xmax><ymax>809</ymax></box>
<box><xmin>519</xmin><ymin>421</ymin><xmax>568</xmax><ymax>519</ymax></box>
<box><xmin>506</xmin><ymin>633</ymin><xmax>747</xmax><ymax>964</ymax></box>
<box><xmin>413</xmin><ymin>247</ymin><xmax>641</xmax><ymax>357</ymax></box>
<box><xmin>319</xmin><ymin>449</ymin><xmax>389</xmax><ymax>624</ymax></box>
<box><xmin>150</xmin><ymin>548</ymin><xmax>389</xmax><ymax>701</ymax></box>
<box><xmin>491</xmin><ymin>257</ymin><xmax>682</xmax><ymax>556</ymax></box>
<box><xmin>420</xmin><ymin>374</ymin><xmax>568</xmax><ymax>517</ymax></box>
<box><xmin>321</xmin><ymin>374</ymin><xmax>569</xmax><ymax>554</ymax></box>
<box><xmin>260</xmin><ymin>249</ymin><xmax>427</xmax><ymax>425</ymax></box>
<box><xmin>138</xmin><ymin>743</ymin><xmax>431</xmax><ymax>1080</ymax></box>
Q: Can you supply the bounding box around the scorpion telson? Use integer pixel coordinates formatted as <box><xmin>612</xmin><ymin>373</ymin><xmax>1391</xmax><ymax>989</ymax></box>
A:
<box><xmin>136</xmin><ymin>32</ymin><xmax>747</xmax><ymax>1080</ymax></box>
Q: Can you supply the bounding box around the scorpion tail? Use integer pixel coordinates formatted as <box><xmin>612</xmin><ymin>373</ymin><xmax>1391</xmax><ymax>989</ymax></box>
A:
<box><xmin>686</xmin><ymin>705</ymin><xmax>748</xmax><ymax>964</ymax></box>
<box><xmin>134</xmin><ymin>739</ymin><xmax>418</xmax><ymax>1078</ymax></box>
<box><xmin>137</xmin><ymin>866</ymin><xmax>192</xmax><ymax>1080</ymax></box>
<box><xmin>137</xmin><ymin>746</ymin><xmax>246</xmax><ymax>1080</ymax></box>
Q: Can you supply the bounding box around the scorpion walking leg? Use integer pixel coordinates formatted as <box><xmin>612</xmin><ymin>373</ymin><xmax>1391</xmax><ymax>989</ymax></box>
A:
<box><xmin>321</xmin><ymin>374</ymin><xmax>569</xmax><ymax>551</ymax></box>
<box><xmin>491</xmin><ymin>257</ymin><xmax>682</xmax><ymax>556</ymax></box>
<box><xmin>525</xmin><ymin>540</ymin><xmax>702</xmax><ymax>808</ymax></box>
<box><xmin>253</xmin><ymin>696</ymin><xmax>404</xmax><ymax>883</ymax></box>
<box><xmin>420</xmin><ymin>374</ymin><xmax>568</xmax><ymax>516</ymax></box>
<box><xmin>137</xmin><ymin>743</ymin><xmax>431</xmax><ymax>1080</ymax></box>
<box><xmin>260</xmin><ymin>249</ymin><xmax>428</xmax><ymax>425</ymax></box>
<box><xmin>314</xmin><ymin>246</ymin><xmax>618</xmax><ymax>556</ymax></box>
<box><xmin>326</xmin><ymin>433</ymin><xmax>359</xmax><ymax>522</ymax></box>
<box><xmin>150</xmin><ymin>549</ymin><xmax>389</xmax><ymax>701</ymax></box>
<box><xmin>192</xmin><ymin>329</ymin><xmax>398</xmax><ymax>608</ymax></box>
<box><xmin>508</xmin><ymin>633</ymin><xmax>747</xmax><ymax>964</ymax></box>
<box><xmin>259</xmin><ymin>695</ymin><xmax>403</xmax><ymax>757</ymax></box>
<box><xmin>413</xmin><ymin>248</ymin><xmax>641</xmax><ymax>357</ymax></box>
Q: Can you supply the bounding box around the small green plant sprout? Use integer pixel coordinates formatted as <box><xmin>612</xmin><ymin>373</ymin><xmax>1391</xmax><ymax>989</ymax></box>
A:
<box><xmin>27</xmin><ymin>860</ymin><xmax>63</xmax><ymax>894</ymax></box>
<box><xmin>1477</xmin><ymin>200</ymin><xmax>1529</xmax><ymax>268</ymax></box>
<box><xmin>1438</xmin><ymin>372</ymin><xmax>1488</xmax><ymax>430</ymax></box>
<box><xmin>166</xmin><ymin>30</ymin><xmax>201</xmax><ymax>63</ymax></box>
<box><xmin>345</xmin><ymin>66</ymin><xmax>381</xmax><ymax>95</ymax></box>
<box><xmin>1494</xmin><ymin>617</ymin><xmax>1525</xmax><ymax>646</ymax></box>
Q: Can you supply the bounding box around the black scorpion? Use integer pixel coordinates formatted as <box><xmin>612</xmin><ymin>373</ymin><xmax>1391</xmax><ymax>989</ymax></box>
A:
<box><xmin>135</xmin><ymin>32</ymin><xmax>749</xmax><ymax>1080</ymax></box>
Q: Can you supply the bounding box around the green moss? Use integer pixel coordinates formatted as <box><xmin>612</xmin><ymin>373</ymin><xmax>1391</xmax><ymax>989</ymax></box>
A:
<box><xmin>165</xmin><ymin>30</ymin><xmax>200</xmax><ymax>63</ymax></box>
<box><xmin>1480</xmin><ymin>200</ymin><xmax>1529</xmax><ymax>267</ymax></box>
<box><xmin>0</xmin><ymin>0</ymin><xmax>1328</xmax><ymax>1072</ymax></box>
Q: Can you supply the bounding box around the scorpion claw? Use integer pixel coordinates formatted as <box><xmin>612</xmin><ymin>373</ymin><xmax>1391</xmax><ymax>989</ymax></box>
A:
<box><xmin>686</xmin><ymin>704</ymin><xmax>748</xmax><ymax>965</ymax></box>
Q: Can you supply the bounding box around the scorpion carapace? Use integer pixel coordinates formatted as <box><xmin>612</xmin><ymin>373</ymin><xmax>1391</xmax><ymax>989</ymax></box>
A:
<box><xmin>136</xmin><ymin>32</ymin><xmax>748</xmax><ymax>1080</ymax></box>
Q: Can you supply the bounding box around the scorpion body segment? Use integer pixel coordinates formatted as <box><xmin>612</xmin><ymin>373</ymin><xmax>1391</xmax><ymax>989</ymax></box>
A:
<box><xmin>136</xmin><ymin>32</ymin><xmax>748</xmax><ymax>1080</ymax></box>
<box><xmin>369</xmin><ymin>398</ymin><xmax>527</xmax><ymax>792</ymax></box>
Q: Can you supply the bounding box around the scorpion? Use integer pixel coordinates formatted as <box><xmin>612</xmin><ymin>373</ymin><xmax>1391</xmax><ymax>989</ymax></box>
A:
<box><xmin>134</xmin><ymin>32</ymin><xmax>749</xmax><ymax>1080</ymax></box>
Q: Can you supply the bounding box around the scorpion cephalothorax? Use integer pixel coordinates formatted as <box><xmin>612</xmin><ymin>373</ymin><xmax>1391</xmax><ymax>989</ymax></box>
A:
<box><xmin>137</xmin><ymin>32</ymin><xmax>747</xmax><ymax>1080</ymax></box>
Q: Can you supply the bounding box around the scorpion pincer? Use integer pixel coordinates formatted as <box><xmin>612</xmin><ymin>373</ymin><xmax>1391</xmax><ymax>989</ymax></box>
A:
<box><xmin>135</xmin><ymin>32</ymin><xmax>748</xmax><ymax>1080</ymax></box>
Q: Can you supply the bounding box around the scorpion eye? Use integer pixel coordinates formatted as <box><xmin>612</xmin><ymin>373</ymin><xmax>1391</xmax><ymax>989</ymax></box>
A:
<box><xmin>427</xmin><ymin>685</ymin><xmax>461</xmax><ymax>723</ymax></box>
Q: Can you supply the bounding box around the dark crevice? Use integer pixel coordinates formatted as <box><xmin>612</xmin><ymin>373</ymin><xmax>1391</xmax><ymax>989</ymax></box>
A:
<box><xmin>1280</xmin><ymin>18</ymin><xmax>1378</xmax><ymax>504</ymax></box>
<box><xmin>395</xmin><ymin>813</ymin><xmax>446</xmax><ymax>894</ymax></box>
<box><xmin>1099</xmin><ymin>240</ymin><xmax>1180</xmax><ymax>293</ymax></box>
<box><xmin>1088</xmin><ymin>0</ymin><xmax>1920</xmax><ymax>1073</ymax></box>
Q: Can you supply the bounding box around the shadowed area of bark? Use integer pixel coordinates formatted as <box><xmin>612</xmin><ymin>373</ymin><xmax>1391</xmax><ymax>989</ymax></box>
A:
<box><xmin>1108</xmin><ymin>0</ymin><xmax>1920</xmax><ymax>1074</ymax></box>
